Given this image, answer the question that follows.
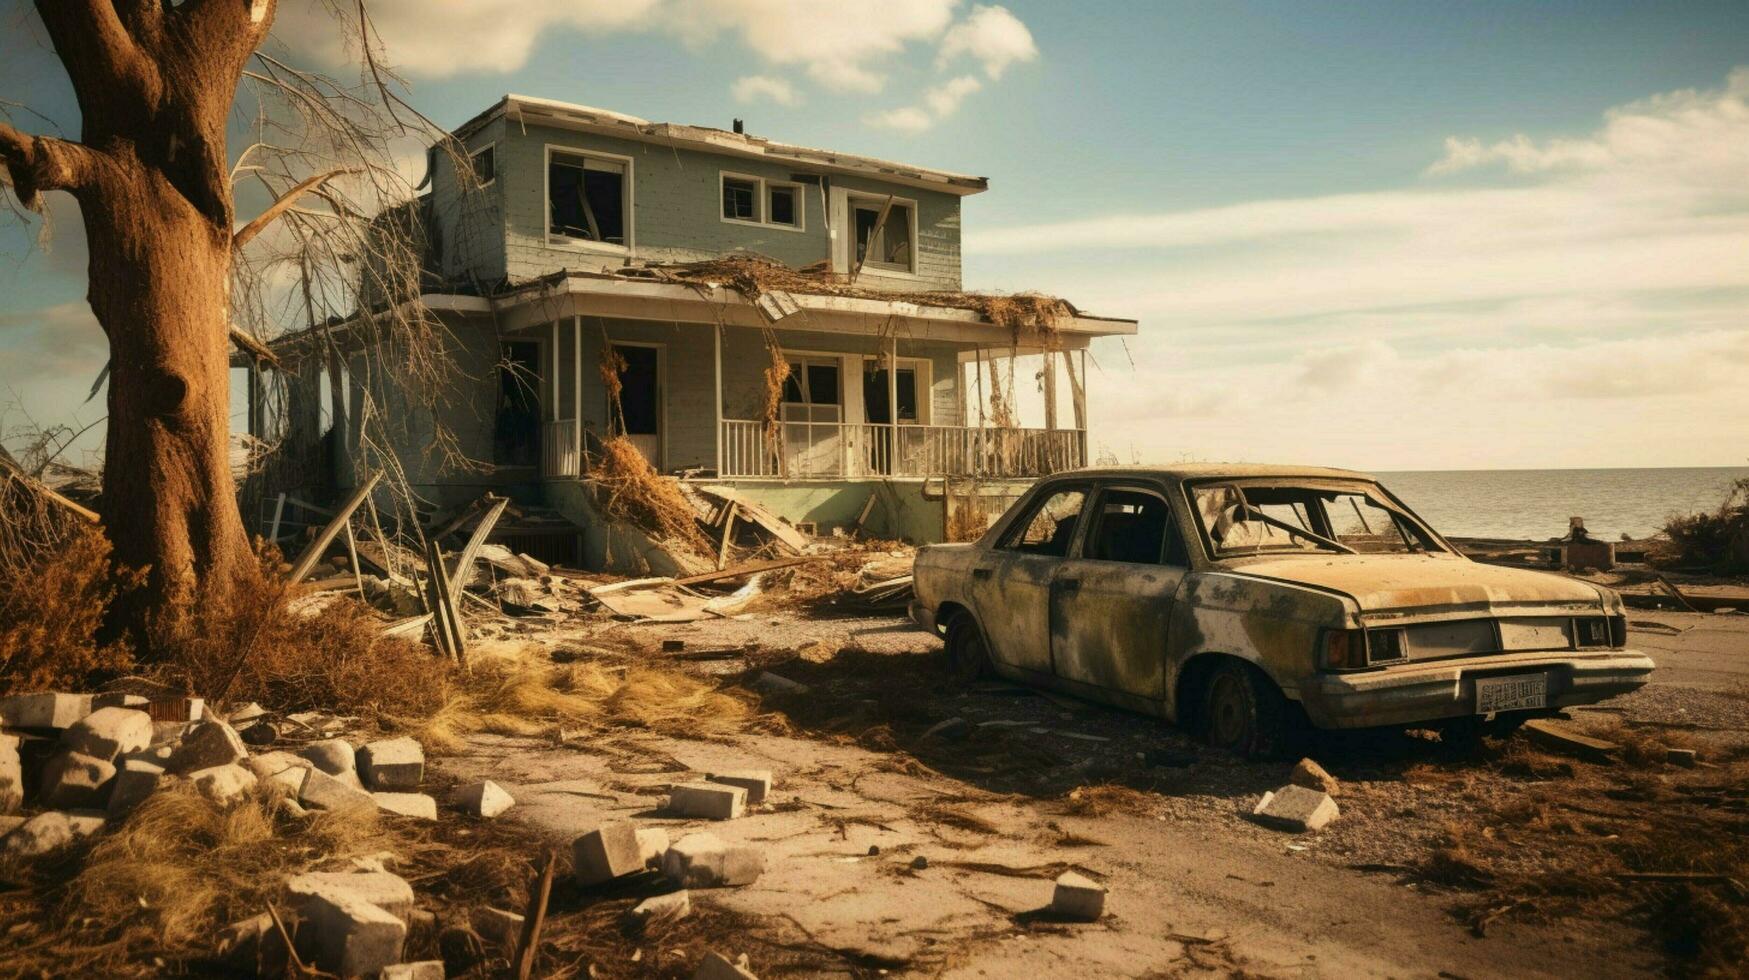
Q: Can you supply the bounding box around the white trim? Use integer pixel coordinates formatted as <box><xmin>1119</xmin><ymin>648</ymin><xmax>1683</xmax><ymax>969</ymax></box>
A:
<box><xmin>468</xmin><ymin>141</ymin><xmax>497</xmax><ymax>188</ymax></box>
<box><xmin>717</xmin><ymin>170</ymin><xmax>805</xmax><ymax>232</ymax></box>
<box><xmin>847</xmin><ymin>192</ymin><xmax>920</xmax><ymax>277</ymax></box>
<box><xmin>544</xmin><ymin>144</ymin><xmax>635</xmax><ymax>254</ymax></box>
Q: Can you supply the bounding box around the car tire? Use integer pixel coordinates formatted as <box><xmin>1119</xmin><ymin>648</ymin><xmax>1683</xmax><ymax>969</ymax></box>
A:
<box><xmin>1199</xmin><ymin>660</ymin><xmax>1291</xmax><ymax>759</ymax></box>
<box><xmin>944</xmin><ymin>612</ymin><xmax>992</xmax><ymax>683</ymax></box>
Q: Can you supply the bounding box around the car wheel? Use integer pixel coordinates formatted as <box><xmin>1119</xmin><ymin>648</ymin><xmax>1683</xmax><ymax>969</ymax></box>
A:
<box><xmin>1200</xmin><ymin>660</ymin><xmax>1290</xmax><ymax>758</ymax></box>
<box><xmin>944</xmin><ymin>612</ymin><xmax>992</xmax><ymax>683</ymax></box>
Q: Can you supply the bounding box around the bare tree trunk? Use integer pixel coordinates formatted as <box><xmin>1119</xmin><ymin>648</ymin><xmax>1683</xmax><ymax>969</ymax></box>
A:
<box><xmin>1</xmin><ymin>0</ymin><xmax>279</xmax><ymax>638</ymax></box>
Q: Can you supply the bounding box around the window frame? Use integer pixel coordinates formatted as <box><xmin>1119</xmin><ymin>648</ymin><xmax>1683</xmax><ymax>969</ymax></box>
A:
<box><xmin>469</xmin><ymin>142</ymin><xmax>497</xmax><ymax>187</ymax></box>
<box><xmin>544</xmin><ymin>144</ymin><xmax>635</xmax><ymax>255</ymax></box>
<box><xmin>848</xmin><ymin>193</ymin><xmax>920</xmax><ymax>276</ymax></box>
<box><xmin>1079</xmin><ymin>484</ymin><xmax>1187</xmax><ymax>567</ymax></box>
<box><xmin>861</xmin><ymin>354</ymin><xmax>933</xmax><ymax>425</ymax></box>
<box><xmin>719</xmin><ymin>171</ymin><xmax>806</xmax><ymax>233</ymax></box>
<box><xmin>998</xmin><ymin>482</ymin><xmax>1092</xmax><ymax>557</ymax></box>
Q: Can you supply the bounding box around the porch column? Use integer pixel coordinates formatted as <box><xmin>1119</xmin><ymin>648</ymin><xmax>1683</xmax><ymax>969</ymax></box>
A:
<box><xmin>1043</xmin><ymin>350</ymin><xmax>1059</xmax><ymax>431</ymax></box>
<box><xmin>548</xmin><ymin>320</ymin><xmax>559</xmax><ymax>423</ymax></box>
<box><xmin>887</xmin><ymin>336</ymin><xmax>898</xmax><ymax>475</ymax></box>
<box><xmin>713</xmin><ymin>325</ymin><xmax>723</xmax><ymax>474</ymax></box>
<box><xmin>573</xmin><ymin>314</ymin><xmax>583</xmax><ymax>473</ymax></box>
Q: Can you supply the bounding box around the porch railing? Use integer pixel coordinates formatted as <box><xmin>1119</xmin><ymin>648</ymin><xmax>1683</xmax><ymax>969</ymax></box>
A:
<box><xmin>718</xmin><ymin>419</ymin><xmax>1084</xmax><ymax>479</ymax></box>
<box><xmin>542</xmin><ymin>419</ymin><xmax>580</xmax><ymax>479</ymax></box>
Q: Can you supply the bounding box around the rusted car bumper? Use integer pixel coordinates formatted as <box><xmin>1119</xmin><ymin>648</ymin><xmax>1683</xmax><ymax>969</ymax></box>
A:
<box><xmin>1298</xmin><ymin>650</ymin><xmax>1655</xmax><ymax>729</ymax></box>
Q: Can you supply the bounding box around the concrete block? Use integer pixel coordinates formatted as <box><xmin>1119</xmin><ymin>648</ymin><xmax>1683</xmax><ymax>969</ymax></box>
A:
<box><xmin>2</xmin><ymin>809</ymin><xmax>104</xmax><ymax>856</ymax></box>
<box><xmin>662</xmin><ymin>832</ymin><xmax>764</xmax><ymax>888</ymax></box>
<box><xmin>60</xmin><ymin>707</ymin><xmax>154</xmax><ymax>762</ymax></box>
<box><xmin>92</xmin><ymin>693</ymin><xmax>149</xmax><ymax>710</ymax></box>
<box><xmin>573</xmin><ymin>821</ymin><xmax>644</xmax><ymax>884</ymax></box>
<box><xmin>382</xmin><ymin>962</ymin><xmax>446</xmax><ymax>980</ymax></box>
<box><xmin>287</xmin><ymin>871</ymin><xmax>416</xmax><ymax>923</ymax></box>
<box><xmin>107</xmin><ymin>758</ymin><xmax>168</xmax><ymax>817</ymax></box>
<box><xmin>1253</xmin><ymin>785</ymin><xmax>1340</xmax><ymax>833</ymax></box>
<box><xmin>1667</xmin><ymin>747</ymin><xmax>1697</xmax><ymax>767</ymax></box>
<box><xmin>625</xmin><ymin>889</ymin><xmax>690</xmax><ymax>927</ymax></box>
<box><xmin>123</xmin><ymin>743</ymin><xmax>176</xmax><ymax>767</ymax></box>
<box><xmin>248</xmin><ymin>751</ymin><xmax>313</xmax><ymax>795</ymax></box>
<box><xmin>39</xmin><ymin>751</ymin><xmax>116</xmax><ymax>809</ymax></box>
<box><xmin>694</xmin><ymin>950</ymin><xmax>759</xmax><ymax>979</ymax></box>
<box><xmin>471</xmin><ymin>906</ymin><xmax>524</xmax><ymax>947</ymax></box>
<box><xmin>190</xmin><ymin>763</ymin><xmax>258</xmax><ymax>806</ymax></box>
<box><xmin>636</xmin><ymin>827</ymin><xmax>671</xmax><ymax>869</ymax></box>
<box><xmin>299</xmin><ymin>766</ymin><xmax>377</xmax><ymax>812</ymax></box>
<box><xmin>707</xmin><ymin>770</ymin><xmax>772</xmax><ymax>804</ymax></box>
<box><xmin>669</xmin><ymin>781</ymin><xmax>746</xmax><ymax>820</ymax></box>
<box><xmin>296</xmin><ymin>888</ymin><xmax>407</xmax><ymax>976</ymax></box>
<box><xmin>1050</xmin><ymin>871</ymin><xmax>1106</xmax><ymax>921</ymax></box>
<box><xmin>749</xmin><ymin>672</ymin><xmax>808</xmax><ymax>696</ymax></box>
<box><xmin>1289</xmin><ymin>758</ymin><xmax>1339</xmax><ymax>796</ymax></box>
<box><xmin>357</xmin><ymin>737</ymin><xmax>424</xmax><ymax>790</ymax></box>
<box><xmin>296</xmin><ymin>739</ymin><xmax>356</xmax><ymax>777</ymax></box>
<box><xmin>227</xmin><ymin>702</ymin><xmax>269</xmax><ymax>725</ymax></box>
<box><xmin>0</xmin><ymin>734</ymin><xmax>22</xmax><ymax>814</ymax></box>
<box><xmin>374</xmin><ymin>792</ymin><xmax>438</xmax><ymax>820</ymax></box>
<box><xmin>167</xmin><ymin>719</ymin><xmax>247</xmax><ymax>773</ymax></box>
<box><xmin>0</xmin><ymin>692</ymin><xmax>92</xmax><ymax>730</ymax></box>
<box><xmin>453</xmin><ymin>779</ymin><xmax>514</xmax><ymax>818</ymax></box>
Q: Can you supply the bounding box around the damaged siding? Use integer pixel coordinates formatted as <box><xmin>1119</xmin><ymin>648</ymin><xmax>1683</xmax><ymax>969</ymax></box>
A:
<box><xmin>427</xmin><ymin>117</ymin><xmax>509</xmax><ymax>286</ymax></box>
<box><xmin>483</xmin><ymin>123</ymin><xmax>963</xmax><ymax>290</ymax></box>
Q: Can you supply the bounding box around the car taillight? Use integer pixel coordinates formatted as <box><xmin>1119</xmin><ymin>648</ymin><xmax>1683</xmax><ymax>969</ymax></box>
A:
<box><xmin>1608</xmin><ymin>614</ymin><xmax>1627</xmax><ymax>648</ymax></box>
<box><xmin>1575</xmin><ymin>617</ymin><xmax>1612</xmax><ymax>648</ymax></box>
<box><xmin>1322</xmin><ymin>629</ymin><xmax>1365</xmax><ymax>670</ymax></box>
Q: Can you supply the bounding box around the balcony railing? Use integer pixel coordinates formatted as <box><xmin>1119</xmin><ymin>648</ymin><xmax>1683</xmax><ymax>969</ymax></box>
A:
<box><xmin>719</xmin><ymin>419</ymin><xmax>1084</xmax><ymax>479</ymax></box>
<box><xmin>542</xmin><ymin>419</ymin><xmax>580</xmax><ymax>479</ymax></box>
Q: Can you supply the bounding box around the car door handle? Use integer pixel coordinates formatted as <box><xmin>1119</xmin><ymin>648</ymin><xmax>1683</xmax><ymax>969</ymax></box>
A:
<box><xmin>972</xmin><ymin>567</ymin><xmax>993</xmax><ymax>580</ymax></box>
<box><xmin>1058</xmin><ymin>578</ymin><xmax>1080</xmax><ymax>593</ymax></box>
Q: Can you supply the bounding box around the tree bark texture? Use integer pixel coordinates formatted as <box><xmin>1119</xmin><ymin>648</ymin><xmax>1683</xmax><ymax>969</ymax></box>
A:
<box><xmin>1</xmin><ymin>0</ymin><xmax>279</xmax><ymax>626</ymax></box>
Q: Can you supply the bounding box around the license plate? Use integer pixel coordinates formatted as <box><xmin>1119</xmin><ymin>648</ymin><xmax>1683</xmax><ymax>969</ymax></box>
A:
<box><xmin>1476</xmin><ymin>673</ymin><xmax>1548</xmax><ymax>713</ymax></box>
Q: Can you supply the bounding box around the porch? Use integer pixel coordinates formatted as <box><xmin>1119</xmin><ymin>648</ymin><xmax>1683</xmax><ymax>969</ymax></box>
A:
<box><xmin>524</xmin><ymin>314</ymin><xmax>1090</xmax><ymax>483</ymax></box>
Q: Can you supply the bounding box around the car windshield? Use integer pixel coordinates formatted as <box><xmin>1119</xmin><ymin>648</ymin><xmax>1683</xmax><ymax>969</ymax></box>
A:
<box><xmin>1190</xmin><ymin>480</ymin><xmax>1443</xmax><ymax>557</ymax></box>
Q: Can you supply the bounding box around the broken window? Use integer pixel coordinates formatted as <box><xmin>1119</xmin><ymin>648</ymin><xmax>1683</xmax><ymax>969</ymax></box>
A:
<box><xmin>768</xmin><ymin>184</ymin><xmax>798</xmax><ymax>227</ymax></box>
<box><xmin>1191</xmin><ymin>481</ymin><xmax>1442</xmax><ymax>557</ymax></box>
<box><xmin>1003</xmin><ymin>488</ymin><xmax>1086</xmax><ymax>558</ymax></box>
<box><xmin>853</xmin><ymin>199</ymin><xmax>914</xmax><ymax>272</ymax></box>
<box><xmin>549</xmin><ymin>152</ymin><xmax>627</xmax><ymax>246</ymax></box>
<box><xmin>470</xmin><ymin>145</ymin><xmax>495</xmax><ymax>185</ymax></box>
<box><xmin>1085</xmin><ymin>488</ymin><xmax>1184</xmax><ymax>565</ymax></box>
<box><xmin>780</xmin><ymin>357</ymin><xmax>841</xmax><ymax>422</ymax></box>
<box><xmin>864</xmin><ymin>365</ymin><xmax>920</xmax><ymax>424</ymax></box>
<box><xmin>722</xmin><ymin>175</ymin><xmax>758</xmax><ymax>221</ymax></box>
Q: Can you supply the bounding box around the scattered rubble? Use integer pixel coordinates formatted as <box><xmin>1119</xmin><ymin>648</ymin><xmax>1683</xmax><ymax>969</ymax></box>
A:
<box><xmin>453</xmin><ymin>778</ymin><xmax>514</xmax><ymax>817</ymax></box>
<box><xmin>669</xmin><ymin>780</ymin><xmax>748</xmax><ymax>819</ymax></box>
<box><xmin>1289</xmin><ymin>757</ymin><xmax>1339</xmax><ymax>796</ymax></box>
<box><xmin>694</xmin><ymin>950</ymin><xmax>760</xmax><ymax>980</ymax></box>
<box><xmin>663</xmin><ymin>831</ymin><xmax>765</xmax><ymax>888</ymax></box>
<box><xmin>1252</xmin><ymin>785</ymin><xmax>1340</xmax><ymax>833</ymax></box>
<box><xmin>574</xmin><ymin>821</ymin><xmax>645</xmax><ymax>884</ymax></box>
<box><xmin>1051</xmin><ymin>871</ymin><xmax>1107</xmax><ymax>921</ymax></box>
<box><xmin>358</xmin><ymin>736</ymin><xmax>425</xmax><ymax>790</ymax></box>
<box><xmin>707</xmin><ymin>769</ymin><xmax>773</xmax><ymax>804</ymax></box>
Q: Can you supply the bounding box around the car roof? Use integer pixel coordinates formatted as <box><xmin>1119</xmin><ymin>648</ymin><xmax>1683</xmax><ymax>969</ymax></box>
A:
<box><xmin>1045</xmin><ymin>463</ymin><xmax>1377</xmax><ymax>483</ymax></box>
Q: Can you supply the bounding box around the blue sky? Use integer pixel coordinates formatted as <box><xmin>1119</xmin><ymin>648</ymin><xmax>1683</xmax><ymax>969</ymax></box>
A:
<box><xmin>2</xmin><ymin>0</ymin><xmax>1747</xmax><ymax>471</ymax></box>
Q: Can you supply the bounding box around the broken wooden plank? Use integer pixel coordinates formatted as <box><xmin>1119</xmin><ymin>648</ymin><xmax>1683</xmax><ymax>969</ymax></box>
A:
<box><xmin>423</xmin><ymin>537</ymin><xmax>467</xmax><ymax>665</ymax></box>
<box><xmin>1523</xmin><ymin>719</ymin><xmax>1619</xmax><ymax>764</ymax></box>
<box><xmin>716</xmin><ymin>502</ymin><xmax>737</xmax><ymax>571</ymax></box>
<box><xmin>697</xmin><ymin>485</ymin><xmax>807</xmax><ymax>553</ymax></box>
<box><xmin>670</xmin><ymin>554</ymin><xmax>819</xmax><ymax>587</ymax></box>
<box><xmin>1654</xmin><ymin>575</ymin><xmax>1700</xmax><ymax>613</ymax></box>
<box><xmin>381</xmin><ymin>613</ymin><xmax>434</xmax><ymax>639</ymax></box>
<box><xmin>267</xmin><ymin>492</ymin><xmax>287</xmax><ymax>542</ymax></box>
<box><xmin>514</xmin><ymin>851</ymin><xmax>557</xmax><ymax>980</ymax></box>
<box><xmin>449</xmin><ymin>495</ymin><xmax>511</xmax><ymax>607</ymax></box>
<box><xmin>287</xmin><ymin>472</ymin><xmax>381</xmax><ymax>585</ymax></box>
<box><xmin>0</xmin><ymin>454</ymin><xmax>99</xmax><ymax>523</ymax></box>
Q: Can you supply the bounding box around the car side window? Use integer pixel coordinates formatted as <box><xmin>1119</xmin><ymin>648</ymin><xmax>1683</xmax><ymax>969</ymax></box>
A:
<box><xmin>1000</xmin><ymin>488</ymin><xmax>1087</xmax><ymax>557</ymax></box>
<box><xmin>1084</xmin><ymin>487</ymin><xmax>1186</xmax><ymax>565</ymax></box>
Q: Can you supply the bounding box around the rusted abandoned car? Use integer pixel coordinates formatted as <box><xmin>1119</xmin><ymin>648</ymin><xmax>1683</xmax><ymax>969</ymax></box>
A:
<box><xmin>910</xmin><ymin>465</ymin><xmax>1653</xmax><ymax>756</ymax></box>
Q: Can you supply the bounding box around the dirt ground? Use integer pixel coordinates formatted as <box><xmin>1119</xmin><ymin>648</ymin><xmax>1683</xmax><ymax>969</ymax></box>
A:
<box><xmin>436</xmin><ymin>606</ymin><xmax>1749</xmax><ymax>979</ymax></box>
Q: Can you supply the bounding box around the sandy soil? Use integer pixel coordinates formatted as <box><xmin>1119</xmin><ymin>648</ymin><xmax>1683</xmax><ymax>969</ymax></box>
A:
<box><xmin>429</xmin><ymin>602</ymin><xmax>1749</xmax><ymax>978</ymax></box>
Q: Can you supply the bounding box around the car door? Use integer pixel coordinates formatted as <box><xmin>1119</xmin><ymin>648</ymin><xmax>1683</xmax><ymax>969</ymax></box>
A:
<box><xmin>1050</xmin><ymin>483</ymin><xmax>1189</xmax><ymax>700</ymax></box>
<box><xmin>966</xmin><ymin>483</ymin><xmax>1090</xmax><ymax>675</ymax></box>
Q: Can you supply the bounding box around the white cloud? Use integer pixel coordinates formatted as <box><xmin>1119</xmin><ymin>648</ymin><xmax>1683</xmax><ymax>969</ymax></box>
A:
<box><xmin>867</xmin><ymin>74</ymin><xmax>984</xmax><ymax>133</ymax></box>
<box><xmin>275</xmin><ymin>0</ymin><xmax>965</xmax><ymax>92</ymax></box>
<box><xmin>731</xmin><ymin>74</ymin><xmax>802</xmax><ymax>107</ymax></box>
<box><xmin>966</xmin><ymin>68</ymin><xmax>1749</xmax><ymax>470</ymax></box>
<box><xmin>938</xmin><ymin>4</ymin><xmax>1038</xmax><ymax>79</ymax></box>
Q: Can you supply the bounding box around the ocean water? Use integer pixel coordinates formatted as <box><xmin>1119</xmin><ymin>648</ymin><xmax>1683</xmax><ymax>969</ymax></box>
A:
<box><xmin>1374</xmin><ymin>467</ymin><xmax>1749</xmax><ymax>541</ymax></box>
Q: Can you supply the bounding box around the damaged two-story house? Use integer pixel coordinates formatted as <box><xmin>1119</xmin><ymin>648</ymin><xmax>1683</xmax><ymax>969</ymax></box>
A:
<box><xmin>245</xmin><ymin>94</ymin><xmax>1136</xmax><ymax>568</ymax></box>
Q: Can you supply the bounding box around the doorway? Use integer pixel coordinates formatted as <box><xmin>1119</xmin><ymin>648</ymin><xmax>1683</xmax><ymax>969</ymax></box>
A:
<box><xmin>610</xmin><ymin>343</ymin><xmax>662</xmax><ymax>468</ymax></box>
<box><xmin>494</xmin><ymin>340</ymin><xmax>541</xmax><ymax>467</ymax></box>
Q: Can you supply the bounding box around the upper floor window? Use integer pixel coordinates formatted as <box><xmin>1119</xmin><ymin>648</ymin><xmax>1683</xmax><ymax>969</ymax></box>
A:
<box><xmin>549</xmin><ymin>149</ymin><xmax>630</xmax><ymax>249</ymax></box>
<box><xmin>852</xmin><ymin>196</ymin><xmax>914</xmax><ymax>273</ymax></box>
<box><xmin>469</xmin><ymin>144</ymin><xmax>495</xmax><ymax>185</ymax></box>
<box><xmin>720</xmin><ymin>172</ymin><xmax>803</xmax><ymax>230</ymax></box>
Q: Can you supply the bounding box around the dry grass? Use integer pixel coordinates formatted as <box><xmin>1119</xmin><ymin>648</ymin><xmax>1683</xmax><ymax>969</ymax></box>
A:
<box><xmin>146</xmin><ymin>546</ymin><xmax>452</xmax><ymax>718</ymax></box>
<box><xmin>588</xmin><ymin>436</ymin><xmax>714</xmax><ymax>557</ymax></box>
<box><xmin>0</xmin><ymin>524</ymin><xmax>138</xmax><ymax>695</ymax></box>
<box><xmin>0</xmin><ymin>782</ymin><xmax>393</xmax><ymax>977</ymax></box>
<box><xmin>420</xmin><ymin>653</ymin><xmax>773</xmax><ymax>753</ymax></box>
<box><xmin>1059</xmin><ymin>783</ymin><xmax>1157</xmax><ymax>818</ymax></box>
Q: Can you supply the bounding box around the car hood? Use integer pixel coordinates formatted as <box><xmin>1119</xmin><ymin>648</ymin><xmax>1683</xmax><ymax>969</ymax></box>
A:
<box><xmin>1222</xmin><ymin>553</ymin><xmax>1607</xmax><ymax>614</ymax></box>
